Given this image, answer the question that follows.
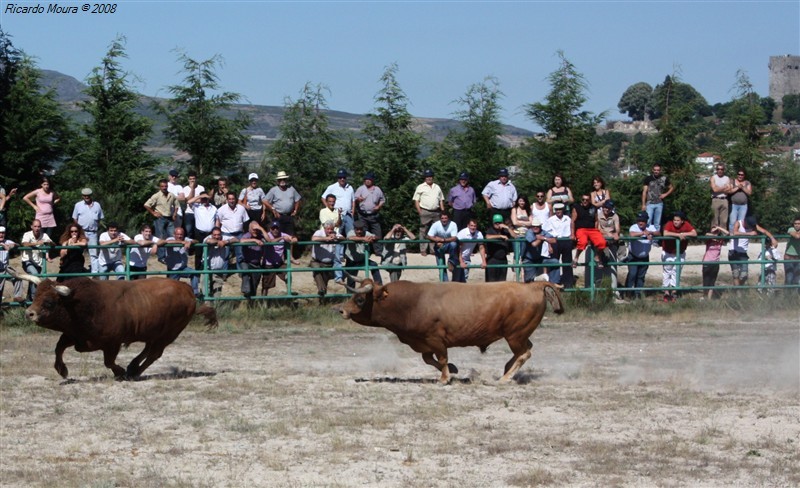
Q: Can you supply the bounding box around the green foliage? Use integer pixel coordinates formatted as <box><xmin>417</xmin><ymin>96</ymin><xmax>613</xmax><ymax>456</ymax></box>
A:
<box><xmin>716</xmin><ymin>71</ymin><xmax>772</xmax><ymax>210</ymax></box>
<box><xmin>266</xmin><ymin>83</ymin><xmax>343</xmax><ymax>239</ymax></box>
<box><xmin>520</xmin><ymin>51</ymin><xmax>605</xmax><ymax>194</ymax></box>
<box><xmin>782</xmin><ymin>93</ymin><xmax>800</xmax><ymax>124</ymax></box>
<box><xmin>156</xmin><ymin>53</ymin><xmax>251</xmax><ymax>179</ymax></box>
<box><xmin>756</xmin><ymin>155</ymin><xmax>800</xmax><ymax>231</ymax></box>
<box><xmin>0</xmin><ymin>31</ymin><xmax>73</xmax><ymax>237</ymax></box>
<box><xmin>58</xmin><ymin>37</ymin><xmax>159</xmax><ymax>232</ymax></box>
<box><xmin>348</xmin><ymin>63</ymin><xmax>425</xmax><ymax>230</ymax></box>
<box><xmin>648</xmin><ymin>75</ymin><xmax>711</xmax><ymax>120</ymax></box>
<box><xmin>429</xmin><ymin>76</ymin><xmax>510</xmax><ymax>219</ymax></box>
<box><xmin>617</xmin><ymin>82</ymin><xmax>653</xmax><ymax>121</ymax></box>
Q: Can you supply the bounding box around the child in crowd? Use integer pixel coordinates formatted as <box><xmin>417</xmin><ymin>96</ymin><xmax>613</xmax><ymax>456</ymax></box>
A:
<box><xmin>758</xmin><ymin>242</ymin><xmax>782</xmax><ymax>293</ymax></box>
<box><xmin>702</xmin><ymin>226</ymin><xmax>728</xmax><ymax>300</ymax></box>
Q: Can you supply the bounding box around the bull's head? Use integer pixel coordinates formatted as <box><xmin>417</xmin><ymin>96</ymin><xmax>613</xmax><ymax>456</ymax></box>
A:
<box><xmin>6</xmin><ymin>267</ymin><xmax>72</xmax><ymax>326</ymax></box>
<box><xmin>339</xmin><ymin>274</ymin><xmax>379</xmax><ymax>321</ymax></box>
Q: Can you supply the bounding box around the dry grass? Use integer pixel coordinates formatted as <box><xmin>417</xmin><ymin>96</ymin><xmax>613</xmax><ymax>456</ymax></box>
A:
<box><xmin>0</xmin><ymin>305</ymin><xmax>798</xmax><ymax>487</ymax></box>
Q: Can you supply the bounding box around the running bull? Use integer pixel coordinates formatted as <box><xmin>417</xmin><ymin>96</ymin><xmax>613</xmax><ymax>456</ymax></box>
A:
<box><xmin>7</xmin><ymin>267</ymin><xmax>217</xmax><ymax>380</ymax></box>
<box><xmin>338</xmin><ymin>278</ymin><xmax>564</xmax><ymax>383</ymax></box>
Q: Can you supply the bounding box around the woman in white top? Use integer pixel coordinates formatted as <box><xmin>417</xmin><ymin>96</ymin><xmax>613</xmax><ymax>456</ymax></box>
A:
<box><xmin>590</xmin><ymin>176</ymin><xmax>611</xmax><ymax>209</ymax></box>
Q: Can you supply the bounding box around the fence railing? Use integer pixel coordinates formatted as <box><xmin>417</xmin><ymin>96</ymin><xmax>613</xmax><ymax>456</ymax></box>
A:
<box><xmin>1</xmin><ymin>234</ymin><xmax>797</xmax><ymax>306</ymax></box>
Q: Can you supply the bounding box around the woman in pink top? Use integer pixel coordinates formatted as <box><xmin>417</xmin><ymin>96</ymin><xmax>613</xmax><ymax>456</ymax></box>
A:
<box><xmin>22</xmin><ymin>177</ymin><xmax>60</xmax><ymax>237</ymax></box>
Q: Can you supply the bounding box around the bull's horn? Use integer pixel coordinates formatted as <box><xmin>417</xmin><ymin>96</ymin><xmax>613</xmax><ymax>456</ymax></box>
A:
<box><xmin>344</xmin><ymin>271</ymin><xmax>365</xmax><ymax>283</ymax></box>
<box><xmin>354</xmin><ymin>284</ymin><xmax>373</xmax><ymax>295</ymax></box>
<box><xmin>5</xmin><ymin>266</ymin><xmax>43</xmax><ymax>286</ymax></box>
<box><xmin>342</xmin><ymin>282</ymin><xmax>359</xmax><ymax>293</ymax></box>
<box><xmin>54</xmin><ymin>285</ymin><xmax>73</xmax><ymax>297</ymax></box>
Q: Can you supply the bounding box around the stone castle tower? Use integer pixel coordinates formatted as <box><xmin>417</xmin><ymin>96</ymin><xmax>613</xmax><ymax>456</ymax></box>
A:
<box><xmin>769</xmin><ymin>55</ymin><xmax>800</xmax><ymax>102</ymax></box>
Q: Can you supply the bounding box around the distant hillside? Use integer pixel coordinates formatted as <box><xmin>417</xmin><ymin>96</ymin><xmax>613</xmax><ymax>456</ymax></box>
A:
<box><xmin>40</xmin><ymin>70</ymin><xmax>534</xmax><ymax>165</ymax></box>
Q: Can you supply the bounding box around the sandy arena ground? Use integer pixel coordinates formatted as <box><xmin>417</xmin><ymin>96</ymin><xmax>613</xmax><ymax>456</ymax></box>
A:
<box><xmin>0</xmin><ymin>242</ymin><xmax>798</xmax><ymax>487</ymax></box>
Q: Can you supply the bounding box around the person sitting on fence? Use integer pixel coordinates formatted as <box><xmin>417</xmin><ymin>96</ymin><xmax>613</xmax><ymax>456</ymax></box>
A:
<box><xmin>702</xmin><ymin>226</ymin><xmax>729</xmax><ymax>300</ymax></box>
<box><xmin>311</xmin><ymin>220</ymin><xmax>343</xmax><ymax>303</ymax></box>
<box><xmin>522</xmin><ymin>218</ymin><xmax>556</xmax><ymax>283</ymax></box>
<box><xmin>382</xmin><ymin>224</ymin><xmax>415</xmax><ymax>283</ymax></box>
<box><xmin>453</xmin><ymin>218</ymin><xmax>486</xmax><ymax>283</ymax></box>
<box><xmin>202</xmin><ymin>226</ymin><xmax>235</xmax><ymax>298</ymax></box>
<box><xmin>596</xmin><ymin>200</ymin><xmax>621</xmax><ymax>297</ymax></box>
<box><xmin>57</xmin><ymin>224</ymin><xmax>88</xmax><ymax>283</ymax></box>
<box><xmin>261</xmin><ymin>220</ymin><xmax>298</xmax><ymax>297</ymax></box>
<box><xmin>129</xmin><ymin>224</ymin><xmax>158</xmax><ymax>280</ymax></box>
<box><xmin>17</xmin><ymin>219</ymin><xmax>54</xmax><ymax>301</ymax></box>
<box><xmin>345</xmin><ymin>220</ymin><xmax>383</xmax><ymax>288</ymax></box>
<box><xmin>661</xmin><ymin>211</ymin><xmax>697</xmax><ymax>302</ymax></box>
<box><xmin>98</xmin><ymin>222</ymin><xmax>135</xmax><ymax>280</ymax></box>
<box><xmin>730</xmin><ymin>215</ymin><xmax>777</xmax><ymax>288</ymax></box>
<box><xmin>160</xmin><ymin>227</ymin><xmax>200</xmax><ymax>298</ymax></box>
<box><xmin>426</xmin><ymin>211</ymin><xmax>458</xmax><ymax>282</ymax></box>
<box><xmin>572</xmin><ymin>194</ymin><xmax>613</xmax><ymax>282</ymax></box>
<box><xmin>625</xmin><ymin>211</ymin><xmax>660</xmax><ymax>299</ymax></box>
<box><xmin>782</xmin><ymin>216</ymin><xmax>800</xmax><ymax>289</ymax></box>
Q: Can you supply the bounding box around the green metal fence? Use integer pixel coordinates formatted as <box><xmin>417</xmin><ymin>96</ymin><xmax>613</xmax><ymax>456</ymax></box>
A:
<box><xmin>1</xmin><ymin>234</ymin><xmax>797</xmax><ymax>307</ymax></box>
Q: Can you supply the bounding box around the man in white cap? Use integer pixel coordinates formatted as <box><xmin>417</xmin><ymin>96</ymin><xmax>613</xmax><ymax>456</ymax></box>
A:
<box><xmin>264</xmin><ymin>171</ymin><xmax>302</xmax><ymax>237</ymax></box>
<box><xmin>546</xmin><ymin>202</ymin><xmax>574</xmax><ymax>287</ymax></box>
<box><xmin>72</xmin><ymin>188</ymin><xmax>104</xmax><ymax>274</ymax></box>
<box><xmin>239</xmin><ymin>173</ymin><xmax>267</xmax><ymax>225</ymax></box>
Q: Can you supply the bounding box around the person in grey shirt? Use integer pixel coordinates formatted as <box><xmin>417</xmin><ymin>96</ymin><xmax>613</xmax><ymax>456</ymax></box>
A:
<box><xmin>355</xmin><ymin>171</ymin><xmax>386</xmax><ymax>258</ymax></box>
<box><xmin>263</xmin><ymin>171</ymin><xmax>302</xmax><ymax>237</ymax></box>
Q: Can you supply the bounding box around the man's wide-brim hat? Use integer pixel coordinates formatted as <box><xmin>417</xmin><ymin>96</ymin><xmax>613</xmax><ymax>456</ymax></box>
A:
<box><xmin>276</xmin><ymin>171</ymin><xmax>289</xmax><ymax>180</ymax></box>
<box><xmin>81</xmin><ymin>188</ymin><xmax>92</xmax><ymax>196</ymax></box>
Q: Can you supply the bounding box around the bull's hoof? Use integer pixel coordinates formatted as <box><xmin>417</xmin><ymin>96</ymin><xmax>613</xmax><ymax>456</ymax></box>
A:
<box><xmin>126</xmin><ymin>365</ymin><xmax>140</xmax><ymax>378</ymax></box>
<box><xmin>447</xmin><ymin>363</ymin><xmax>458</xmax><ymax>374</ymax></box>
<box><xmin>55</xmin><ymin>364</ymin><xmax>69</xmax><ymax>379</ymax></box>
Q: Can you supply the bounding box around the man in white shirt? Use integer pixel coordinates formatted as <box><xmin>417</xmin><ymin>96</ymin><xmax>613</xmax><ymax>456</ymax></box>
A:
<box><xmin>18</xmin><ymin>219</ymin><xmax>53</xmax><ymax>301</ymax></box>
<box><xmin>216</xmin><ymin>191</ymin><xmax>249</xmax><ymax>269</ymax></box>
<box><xmin>481</xmin><ymin>168</ymin><xmax>518</xmax><ymax>224</ymax></box>
<box><xmin>453</xmin><ymin>219</ymin><xmax>486</xmax><ymax>283</ymax></box>
<box><xmin>128</xmin><ymin>224</ymin><xmax>158</xmax><ymax>280</ymax></box>
<box><xmin>426</xmin><ymin>211</ymin><xmax>458</xmax><ymax>282</ymax></box>
<box><xmin>182</xmin><ymin>170</ymin><xmax>205</xmax><ymax>239</ymax></box>
<box><xmin>545</xmin><ymin>203</ymin><xmax>573</xmax><ymax>287</ymax></box>
<box><xmin>167</xmin><ymin>169</ymin><xmax>184</xmax><ymax>229</ymax></box>
<box><xmin>0</xmin><ymin>226</ymin><xmax>24</xmax><ymax>301</ymax></box>
<box><xmin>98</xmin><ymin>222</ymin><xmax>135</xmax><ymax>280</ymax></box>
<box><xmin>320</xmin><ymin>168</ymin><xmax>355</xmax><ymax>237</ymax></box>
<box><xmin>187</xmin><ymin>191</ymin><xmax>217</xmax><ymax>270</ymax></box>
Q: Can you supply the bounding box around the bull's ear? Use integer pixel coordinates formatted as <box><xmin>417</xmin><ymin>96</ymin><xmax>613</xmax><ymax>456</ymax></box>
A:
<box><xmin>374</xmin><ymin>286</ymin><xmax>389</xmax><ymax>302</ymax></box>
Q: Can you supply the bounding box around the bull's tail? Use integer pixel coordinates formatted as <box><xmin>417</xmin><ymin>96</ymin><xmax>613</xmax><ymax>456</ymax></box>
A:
<box><xmin>541</xmin><ymin>283</ymin><xmax>565</xmax><ymax>315</ymax></box>
<box><xmin>196</xmin><ymin>304</ymin><xmax>219</xmax><ymax>330</ymax></box>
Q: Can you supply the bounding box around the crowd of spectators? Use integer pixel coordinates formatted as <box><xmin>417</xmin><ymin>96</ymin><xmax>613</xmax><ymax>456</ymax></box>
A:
<box><xmin>1</xmin><ymin>163</ymin><xmax>798</xmax><ymax>305</ymax></box>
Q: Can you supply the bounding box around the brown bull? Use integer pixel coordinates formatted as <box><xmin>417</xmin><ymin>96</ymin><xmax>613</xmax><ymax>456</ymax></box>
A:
<box><xmin>7</xmin><ymin>267</ymin><xmax>217</xmax><ymax>380</ymax></box>
<box><xmin>339</xmin><ymin>278</ymin><xmax>563</xmax><ymax>384</ymax></box>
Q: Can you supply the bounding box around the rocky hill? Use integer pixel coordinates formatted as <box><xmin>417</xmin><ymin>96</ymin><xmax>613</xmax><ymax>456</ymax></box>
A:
<box><xmin>40</xmin><ymin>70</ymin><xmax>534</xmax><ymax>166</ymax></box>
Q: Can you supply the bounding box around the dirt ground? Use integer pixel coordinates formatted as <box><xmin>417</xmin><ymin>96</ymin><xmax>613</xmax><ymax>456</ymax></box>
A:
<box><xmin>0</xmin><ymin>298</ymin><xmax>798</xmax><ymax>487</ymax></box>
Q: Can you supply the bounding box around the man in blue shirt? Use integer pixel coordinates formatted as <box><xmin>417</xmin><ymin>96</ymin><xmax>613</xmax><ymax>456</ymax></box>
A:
<box><xmin>72</xmin><ymin>188</ymin><xmax>104</xmax><ymax>274</ymax></box>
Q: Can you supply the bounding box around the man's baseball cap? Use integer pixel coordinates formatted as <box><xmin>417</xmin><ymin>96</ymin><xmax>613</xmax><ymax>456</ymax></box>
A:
<box><xmin>492</xmin><ymin>214</ymin><xmax>504</xmax><ymax>223</ymax></box>
<box><xmin>336</xmin><ymin>169</ymin><xmax>348</xmax><ymax>178</ymax></box>
<box><xmin>498</xmin><ymin>168</ymin><xmax>509</xmax><ymax>177</ymax></box>
<box><xmin>636</xmin><ymin>211</ymin><xmax>649</xmax><ymax>222</ymax></box>
<box><xmin>553</xmin><ymin>203</ymin><xmax>565</xmax><ymax>210</ymax></box>
<box><xmin>458</xmin><ymin>172</ymin><xmax>469</xmax><ymax>180</ymax></box>
<box><xmin>169</xmin><ymin>169</ymin><xmax>178</xmax><ymax>177</ymax></box>
<box><xmin>531</xmin><ymin>218</ymin><xmax>543</xmax><ymax>227</ymax></box>
<box><xmin>423</xmin><ymin>169</ymin><xmax>434</xmax><ymax>177</ymax></box>
<box><xmin>248</xmin><ymin>173</ymin><xmax>259</xmax><ymax>180</ymax></box>
<box><xmin>269</xmin><ymin>220</ymin><xmax>281</xmax><ymax>229</ymax></box>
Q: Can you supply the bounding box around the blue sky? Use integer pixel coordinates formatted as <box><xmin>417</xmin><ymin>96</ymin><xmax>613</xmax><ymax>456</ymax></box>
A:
<box><xmin>2</xmin><ymin>1</ymin><xmax>798</xmax><ymax>131</ymax></box>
